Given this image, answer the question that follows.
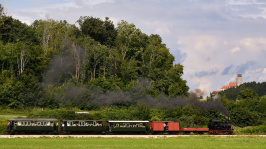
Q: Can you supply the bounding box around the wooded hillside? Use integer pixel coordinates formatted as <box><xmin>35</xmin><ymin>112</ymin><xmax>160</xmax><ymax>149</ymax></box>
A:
<box><xmin>0</xmin><ymin>4</ymin><xmax>189</xmax><ymax>109</ymax></box>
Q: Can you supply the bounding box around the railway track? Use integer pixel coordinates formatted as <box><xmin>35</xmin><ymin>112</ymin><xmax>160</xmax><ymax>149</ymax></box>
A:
<box><xmin>0</xmin><ymin>135</ymin><xmax>265</xmax><ymax>138</ymax></box>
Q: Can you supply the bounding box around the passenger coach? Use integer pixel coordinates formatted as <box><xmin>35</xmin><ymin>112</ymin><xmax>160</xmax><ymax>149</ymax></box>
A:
<box><xmin>7</xmin><ymin>118</ymin><xmax>57</xmax><ymax>134</ymax></box>
<box><xmin>108</xmin><ymin>120</ymin><xmax>149</xmax><ymax>134</ymax></box>
<box><xmin>62</xmin><ymin>120</ymin><xmax>105</xmax><ymax>134</ymax></box>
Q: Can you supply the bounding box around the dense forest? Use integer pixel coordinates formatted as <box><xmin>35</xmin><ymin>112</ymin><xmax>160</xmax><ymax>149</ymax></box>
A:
<box><xmin>0</xmin><ymin>4</ymin><xmax>189</xmax><ymax>109</ymax></box>
<box><xmin>0</xmin><ymin>4</ymin><xmax>265</xmax><ymax>129</ymax></box>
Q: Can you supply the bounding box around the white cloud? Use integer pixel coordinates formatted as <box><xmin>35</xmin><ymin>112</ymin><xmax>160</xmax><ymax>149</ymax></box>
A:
<box><xmin>226</xmin><ymin>0</ymin><xmax>266</xmax><ymax>19</ymax></box>
<box><xmin>78</xmin><ymin>0</ymin><xmax>114</xmax><ymax>6</ymax></box>
<box><xmin>239</xmin><ymin>38</ymin><xmax>266</xmax><ymax>52</ymax></box>
<box><xmin>143</xmin><ymin>21</ymin><xmax>173</xmax><ymax>36</ymax></box>
<box><xmin>231</xmin><ymin>46</ymin><xmax>240</xmax><ymax>53</ymax></box>
<box><xmin>263</xmin><ymin>68</ymin><xmax>266</xmax><ymax>74</ymax></box>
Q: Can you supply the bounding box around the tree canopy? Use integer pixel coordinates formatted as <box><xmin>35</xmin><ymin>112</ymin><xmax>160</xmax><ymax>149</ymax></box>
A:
<box><xmin>0</xmin><ymin>7</ymin><xmax>189</xmax><ymax>109</ymax></box>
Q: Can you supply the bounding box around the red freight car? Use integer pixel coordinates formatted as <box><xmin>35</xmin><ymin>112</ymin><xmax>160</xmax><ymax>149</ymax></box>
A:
<box><xmin>150</xmin><ymin>121</ymin><xmax>179</xmax><ymax>133</ymax></box>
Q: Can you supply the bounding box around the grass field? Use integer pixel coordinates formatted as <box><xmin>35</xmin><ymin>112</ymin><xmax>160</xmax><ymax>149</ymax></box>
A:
<box><xmin>0</xmin><ymin>136</ymin><xmax>265</xmax><ymax>149</ymax></box>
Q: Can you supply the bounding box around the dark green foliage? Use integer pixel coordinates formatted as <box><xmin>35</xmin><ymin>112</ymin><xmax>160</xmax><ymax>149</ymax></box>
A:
<box><xmin>219</xmin><ymin>86</ymin><xmax>266</xmax><ymax>127</ymax></box>
<box><xmin>237</xmin><ymin>88</ymin><xmax>259</xmax><ymax>100</ymax></box>
<box><xmin>0</xmin><ymin>13</ymin><xmax>189</xmax><ymax>109</ymax></box>
<box><xmin>230</xmin><ymin>106</ymin><xmax>262</xmax><ymax>127</ymax></box>
<box><xmin>27</xmin><ymin>109</ymin><xmax>76</xmax><ymax>120</ymax></box>
<box><xmin>77</xmin><ymin>16</ymin><xmax>117</xmax><ymax>47</ymax></box>
<box><xmin>223</xmin><ymin>82</ymin><xmax>266</xmax><ymax>100</ymax></box>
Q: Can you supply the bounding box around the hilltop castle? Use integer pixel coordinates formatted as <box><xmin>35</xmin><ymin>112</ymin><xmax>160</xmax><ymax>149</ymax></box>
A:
<box><xmin>220</xmin><ymin>74</ymin><xmax>242</xmax><ymax>91</ymax></box>
<box><xmin>212</xmin><ymin>74</ymin><xmax>242</xmax><ymax>94</ymax></box>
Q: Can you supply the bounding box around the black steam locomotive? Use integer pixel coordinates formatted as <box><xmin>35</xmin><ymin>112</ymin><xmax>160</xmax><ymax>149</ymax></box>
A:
<box><xmin>208</xmin><ymin>120</ymin><xmax>234</xmax><ymax>135</ymax></box>
<box><xmin>7</xmin><ymin>118</ymin><xmax>234</xmax><ymax>135</ymax></box>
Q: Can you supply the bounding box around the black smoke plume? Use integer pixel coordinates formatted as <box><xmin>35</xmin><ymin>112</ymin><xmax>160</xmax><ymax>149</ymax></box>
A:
<box><xmin>42</xmin><ymin>38</ymin><xmax>229</xmax><ymax>117</ymax></box>
<box><xmin>43</xmin><ymin>37</ymin><xmax>86</xmax><ymax>84</ymax></box>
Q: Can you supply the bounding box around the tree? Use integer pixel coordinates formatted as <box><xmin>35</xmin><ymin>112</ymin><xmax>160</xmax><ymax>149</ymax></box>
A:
<box><xmin>237</xmin><ymin>88</ymin><xmax>259</xmax><ymax>100</ymax></box>
<box><xmin>77</xmin><ymin>16</ymin><xmax>117</xmax><ymax>47</ymax></box>
<box><xmin>167</xmin><ymin>64</ymin><xmax>189</xmax><ymax>97</ymax></box>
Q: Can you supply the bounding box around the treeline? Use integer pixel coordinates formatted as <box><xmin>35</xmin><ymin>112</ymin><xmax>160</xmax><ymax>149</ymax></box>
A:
<box><xmin>220</xmin><ymin>82</ymin><xmax>266</xmax><ymax>127</ymax></box>
<box><xmin>0</xmin><ymin>4</ymin><xmax>189</xmax><ymax>109</ymax></box>
<box><xmin>208</xmin><ymin>86</ymin><xmax>266</xmax><ymax>127</ymax></box>
<box><xmin>222</xmin><ymin>82</ymin><xmax>266</xmax><ymax>100</ymax></box>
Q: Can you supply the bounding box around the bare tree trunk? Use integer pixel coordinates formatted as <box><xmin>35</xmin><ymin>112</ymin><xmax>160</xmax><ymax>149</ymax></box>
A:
<box><xmin>42</xmin><ymin>16</ymin><xmax>51</xmax><ymax>53</ymax></box>
<box><xmin>93</xmin><ymin>66</ymin><xmax>96</xmax><ymax>79</ymax></box>
<box><xmin>17</xmin><ymin>45</ymin><xmax>28</xmax><ymax>75</ymax></box>
<box><xmin>72</xmin><ymin>42</ymin><xmax>80</xmax><ymax>79</ymax></box>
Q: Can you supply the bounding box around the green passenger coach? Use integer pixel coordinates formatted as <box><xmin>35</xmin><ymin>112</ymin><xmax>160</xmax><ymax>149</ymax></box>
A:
<box><xmin>62</xmin><ymin>120</ymin><xmax>105</xmax><ymax>134</ymax></box>
<box><xmin>108</xmin><ymin>120</ymin><xmax>149</xmax><ymax>134</ymax></box>
<box><xmin>7</xmin><ymin>118</ymin><xmax>57</xmax><ymax>134</ymax></box>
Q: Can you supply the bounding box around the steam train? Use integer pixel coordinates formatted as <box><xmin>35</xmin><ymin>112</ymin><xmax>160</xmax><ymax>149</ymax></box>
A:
<box><xmin>7</xmin><ymin>119</ymin><xmax>234</xmax><ymax>135</ymax></box>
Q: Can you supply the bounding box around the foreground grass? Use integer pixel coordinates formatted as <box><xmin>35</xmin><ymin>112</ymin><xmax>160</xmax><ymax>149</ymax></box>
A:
<box><xmin>0</xmin><ymin>136</ymin><xmax>265</xmax><ymax>149</ymax></box>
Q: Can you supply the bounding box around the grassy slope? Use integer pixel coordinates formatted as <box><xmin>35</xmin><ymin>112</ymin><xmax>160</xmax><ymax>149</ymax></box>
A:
<box><xmin>0</xmin><ymin>137</ymin><xmax>265</xmax><ymax>149</ymax></box>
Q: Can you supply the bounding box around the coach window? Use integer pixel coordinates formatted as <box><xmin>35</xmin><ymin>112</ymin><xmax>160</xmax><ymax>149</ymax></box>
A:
<box><xmin>93</xmin><ymin>121</ymin><xmax>96</xmax><ymax>126</ymax></box>
<box><xmin>114</xmin><ymin>123</ymin><xmax>119</xmax><ymax>128</ymax></box>
<box><xmin>32</xmin><ymin>122</ymin><xmax>37</xmax><ymax>126</ymax></box>
<box><xmin>67</xmin><ymin>121</ymin><xmax>72</xmax><ymax>126</ymax></box>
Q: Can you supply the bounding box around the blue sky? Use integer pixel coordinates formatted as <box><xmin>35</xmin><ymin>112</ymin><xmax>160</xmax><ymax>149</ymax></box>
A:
<box><xmin>2</xmin><ymin>0</ymin><xmax>266</xmax><ymax>96</ymax></box>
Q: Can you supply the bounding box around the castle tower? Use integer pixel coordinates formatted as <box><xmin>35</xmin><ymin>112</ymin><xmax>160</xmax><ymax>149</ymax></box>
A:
<box><xmin>236</xmin><ymin>74</ymin><xmax>242</xmax><ymax>86</ymax></box>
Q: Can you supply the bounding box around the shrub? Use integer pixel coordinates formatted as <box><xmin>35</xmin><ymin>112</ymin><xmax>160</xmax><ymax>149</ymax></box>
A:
<box><xmin>236</xmin><ymin>125</ymin><xmax>266</xmax><ymax>134</ymax></box>
<box><xmin>27</xmin><ymin>109</ymin><xmax>76</xmax><ymax>120</ymax></box>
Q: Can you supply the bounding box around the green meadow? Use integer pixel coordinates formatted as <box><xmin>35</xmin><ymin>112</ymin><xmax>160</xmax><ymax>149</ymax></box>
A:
<box><xmin>0</xmin><ymin>136</ymin><xmax>265</xmax><ymax>149</ymax></box>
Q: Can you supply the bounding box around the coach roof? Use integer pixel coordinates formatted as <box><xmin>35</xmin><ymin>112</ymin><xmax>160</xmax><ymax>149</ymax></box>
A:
<box><xmin>8</xmin><ymin>118</ymin><xmax>57</xmax><ymax>121</ymax></box>
<box><xmin>108</xmin><ymin>121</ymin><xmax>149</xmax><ymax>123</ymax></box>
